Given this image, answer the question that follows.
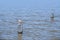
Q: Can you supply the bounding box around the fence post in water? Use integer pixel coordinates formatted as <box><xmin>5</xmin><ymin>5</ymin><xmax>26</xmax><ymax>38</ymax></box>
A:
<box><xmin>18</xmin><ymin>20</ymin><xmax>23</xmax><ymax>40</ymax></box>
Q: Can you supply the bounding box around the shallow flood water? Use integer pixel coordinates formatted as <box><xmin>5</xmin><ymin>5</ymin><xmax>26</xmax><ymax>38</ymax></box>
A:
<box><xmin>0</xmin><ymin>10</ymin><xmax>60</xmax><ymax>40</ymax></box>
<box><xmin>23</xmin><ymin>17</ymin><xmax>60</xmax><ymax>40</ymax></box>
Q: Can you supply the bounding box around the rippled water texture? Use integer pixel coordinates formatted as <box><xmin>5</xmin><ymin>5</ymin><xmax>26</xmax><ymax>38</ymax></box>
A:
<box><xmin>0</xmin><ymin>10</ymin><xmax>60</xmax><ymax>40</ymax></box>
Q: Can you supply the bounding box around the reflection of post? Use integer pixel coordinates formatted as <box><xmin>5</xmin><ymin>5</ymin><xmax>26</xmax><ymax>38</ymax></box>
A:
<box><xmin>18</xmin><ymin>20</ymin><xmax>23</xmax><ymax>40</ymax></box>
<box><xmin>50</xmin><ymin>13</ymin><xmax>54</xmax><ymax>22</ymax></box>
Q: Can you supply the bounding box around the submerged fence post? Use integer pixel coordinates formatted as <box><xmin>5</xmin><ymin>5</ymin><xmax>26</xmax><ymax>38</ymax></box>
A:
<box><xmin>18</xmin><ymin>20</ymin><xmax>23</xmax><ymax>40</ymax></box>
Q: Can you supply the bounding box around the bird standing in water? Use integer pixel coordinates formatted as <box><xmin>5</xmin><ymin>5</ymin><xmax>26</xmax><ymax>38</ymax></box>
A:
<box><xmin>50</xmin><ymin>13</ymin><xmax>54</xmax><ymax>22</ymax></box>
<box><xmin>18</xmin><ymin>20</ymin><xmax>23</xmax><ymax>34</ymax></box>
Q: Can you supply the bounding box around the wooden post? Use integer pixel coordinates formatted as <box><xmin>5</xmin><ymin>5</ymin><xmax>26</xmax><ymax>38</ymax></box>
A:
<box><xmin>18</xmin><ymin>20</ymin><xmax>23</xmax><ymax>40</ymax></box>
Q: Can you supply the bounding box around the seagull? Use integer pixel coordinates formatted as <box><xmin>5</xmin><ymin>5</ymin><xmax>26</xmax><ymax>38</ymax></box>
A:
<box><xmin>50</xmin><ymin>13</ymin><xmax>54</xmax><ymax>22</ymax></box>
<box><xmin>18</xmin><ymin>20</ymin><xmax>23</xmax><ymax>25</ymax></box>
<box><xmin>18</xmin><ymin>20</ymin><xmax>23</xmax><ymax>34</ymax></box>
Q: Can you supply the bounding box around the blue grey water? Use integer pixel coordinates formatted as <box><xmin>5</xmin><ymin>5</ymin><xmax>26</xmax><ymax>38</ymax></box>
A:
<box><xmin>0</xmin><ymin>9</ymin><xmax>60</xmax><ymax>40</ymax></box>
